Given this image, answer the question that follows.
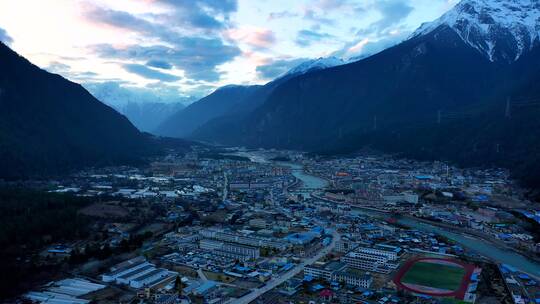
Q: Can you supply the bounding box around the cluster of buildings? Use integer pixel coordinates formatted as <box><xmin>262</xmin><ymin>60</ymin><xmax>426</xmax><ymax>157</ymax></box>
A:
<box><xmin>305</xmin><ymin>261</ymin><xmax>373</xmax><ymax>289</ymax></box>
<box><xmin>25</xmin><ymin>279</ymin><xmax>106</xmax><ymax>304</ymax></box>
<box><xmin>301</xmin><ymin>153</ymin><xmax>540</xmax><ymax>261</ymax></box>
<box><xmin>340</xmin><ymin>245</ymin><xmax>402</xmax><ymax>274</ymax></box>
<box><xmin>101</xmin><ymin>256</ymin><xmax>178</xmax><ymax>289</ymax></box>
<box><xmin>17</xmin><ymin>148</ymin><xmax>540</xmax><ymax>304</ymax></box>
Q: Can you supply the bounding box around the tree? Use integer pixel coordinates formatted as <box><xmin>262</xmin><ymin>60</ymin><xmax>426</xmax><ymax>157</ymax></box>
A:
<box><xmin>174</xmin><ymin>276</ymin><xmax>184</xmax><ymax>296</ymax></box>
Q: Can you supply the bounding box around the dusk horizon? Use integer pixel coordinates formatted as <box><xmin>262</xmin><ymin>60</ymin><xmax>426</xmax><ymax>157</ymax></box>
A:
<box><xmin>1</xmin><ymin>1</ymin><xmax>540</xmax><ymax>303</ymax></box>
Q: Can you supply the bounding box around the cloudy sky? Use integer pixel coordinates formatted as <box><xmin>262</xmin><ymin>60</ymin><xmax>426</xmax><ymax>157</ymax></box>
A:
<box><xmin>0</xmin><ymin>0</ymin><xmax>458</xmax><ymax>101</ymax></box>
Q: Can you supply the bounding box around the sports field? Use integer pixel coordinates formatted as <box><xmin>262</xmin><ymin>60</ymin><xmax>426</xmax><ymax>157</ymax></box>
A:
<box><xmin>401</xmin><ymin>261</ymin><xmax>466</xmax><ymax>291</ymax></box>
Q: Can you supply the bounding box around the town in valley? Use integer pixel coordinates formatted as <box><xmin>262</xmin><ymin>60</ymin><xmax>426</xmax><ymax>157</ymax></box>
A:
<box><xmin>7</xmin><ymin>147</ymin><xmax>540</xmax><ymax>304</ymax></box>
<box><xmin>2</xmin><ymin>0</ymin><xmax>540</xmax><ymax>303</ymax></box>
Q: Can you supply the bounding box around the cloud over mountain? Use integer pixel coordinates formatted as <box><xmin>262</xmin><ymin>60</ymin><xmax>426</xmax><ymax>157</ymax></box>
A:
<box><xmin>0</xmin><ymin>27</ymin><xmax>12</xmax><ymax>44</ymax></box>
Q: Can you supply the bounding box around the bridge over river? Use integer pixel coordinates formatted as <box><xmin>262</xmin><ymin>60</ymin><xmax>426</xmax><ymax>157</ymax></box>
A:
<box><xmin>239</xmin><ymin>151</ymin><xmax>540</xmax><ymax>278</ymax></box>
<box><xmin>281</xmin><ymin>160</ymin><xmax>540</xmax><ymax>279</ymax></box>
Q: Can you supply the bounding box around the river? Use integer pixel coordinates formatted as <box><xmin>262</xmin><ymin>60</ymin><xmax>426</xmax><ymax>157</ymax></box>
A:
<box><xmin>351</xmin><ymin>207</ymin><xmax>540</xmax><ymax>278</ymax></box>
<box><xmin>239</xmin><ymin>151</ymin><xmax>540</xmax><ymax>277</ymax></box>
<box><xmin>286</xmin><ymin>160</ymin><xmax>540</xmax><ymax>278</ymax></box>
<box><xmin>278</xmin><ymin>162</ymin><xmax>329</xmax><ymax>190</ymax></box>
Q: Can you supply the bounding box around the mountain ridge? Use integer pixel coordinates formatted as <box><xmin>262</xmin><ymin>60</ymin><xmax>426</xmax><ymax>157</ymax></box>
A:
<box><xmin>0</xmin><ymin>42</ymin><xmax>155</xmax><ymax>179</ymax></box>
<box><xmin>156</xmin><ymin>85</ymin><xmax>261</xmax><ymax>138</ymax></box>
<box><xmin>189</xmin><ymin>0</ymin><xmax>540</xmax><ymax>188</ymax></box>
<box><xmin>160</xmin><ymin>56</ymin><xmax>347</xmax><ymax>139</ymax></box>
<box><xmin>413</xmin><ymin>0</ymin><xmax>540</xmax><ymax>62</ymax></box>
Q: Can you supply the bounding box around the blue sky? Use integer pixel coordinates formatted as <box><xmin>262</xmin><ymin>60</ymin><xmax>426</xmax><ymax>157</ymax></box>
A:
<box><xmin>0</xmin><ymin>0</ymin><xmax>458</xmax><ymax>101</ymax></box>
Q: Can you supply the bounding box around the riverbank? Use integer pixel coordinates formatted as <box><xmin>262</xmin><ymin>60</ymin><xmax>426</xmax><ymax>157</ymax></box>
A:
<box><xmin>245</xmin><ymin>154</ymin><xmax>540</xmax><ymax>279</ymax></box>
<box><xmin>401</xmin><ymin>214</ymin><xmax>540</xmax><ymax>264</ymax></box>
<box><xmin>310</xmin><ymin>182</ymin><xmax>540</xmax><ymax>279</ymax></box>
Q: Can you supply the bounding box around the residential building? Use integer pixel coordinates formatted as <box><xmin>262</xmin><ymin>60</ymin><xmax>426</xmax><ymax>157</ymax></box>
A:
<box><xmin>304</xmin><ymin>261</ymin><xmax>346</xmax><ymax>281</ymax></box>
<box><xmin>332</xmin><ymin>269</ymin><xmax>372</xmax><ymax>288</ymax></box>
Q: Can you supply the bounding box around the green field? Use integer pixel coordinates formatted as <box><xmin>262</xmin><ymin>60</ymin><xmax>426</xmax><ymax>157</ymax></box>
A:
<box><xmin>402</xmin><ymin>262</ymin><xmax>465</xmax><ymax>291</ymax></box>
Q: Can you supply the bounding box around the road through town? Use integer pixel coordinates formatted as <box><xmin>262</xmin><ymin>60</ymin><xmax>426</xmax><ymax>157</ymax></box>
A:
<box><xmin>230</xmin><ymin>229</ymin><xmax>340</xmax><ymax>304</ymax></box>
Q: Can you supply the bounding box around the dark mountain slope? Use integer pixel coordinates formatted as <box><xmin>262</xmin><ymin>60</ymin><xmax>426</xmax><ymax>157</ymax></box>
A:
<box><xmin>189</xmin><ymin>58</ymin><xmax>345</xmax><ymax>144</ymax></box>
<box><xmin>323</xmin><ymin>33</ymin><xmax>540</xmax><ymax>180</ymax></box>
<box><xmin>120</xmin><ymin>101</ymin><xmax>185</xmax><ymax>132</ymax></box>
<box><xmin>191</xmin><ymin>73</ymin><xmax>302</xmax><ymax>144</ymax></box>
<box><xmin>156</xmin><ymin>85</ymin><xmax>260</xmax><ymax>138</ymax></box>
<box><xmin>220</xmin><ymin>26</ymin><xmax>512</xmax><ymax>149</ymax></box>
<box><xmin>0</xmin><ymin>42</ymin><xmax>152</xmax><ymax>179</ymax></box>
<box><xmin>188</xmin><ymin>0</ymin><xmax>540</xmax><ymax>189</ymax></box>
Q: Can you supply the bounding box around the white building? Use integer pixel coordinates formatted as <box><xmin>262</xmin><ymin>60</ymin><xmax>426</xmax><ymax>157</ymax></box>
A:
<box><xmin>25</xmin><ymin>278</ymin><xmax>105</xmax><ymax>304</ymax></box>
<box><xmin>335</xmin><ymin>239</ymin><xmax>360</xmax><ymax>253</ymax></box>
<box><xmin>115</xmin><ymin>264</ymin><xmax>156</xmax><ymax>285</ymax></box>
<box><xmin>332</xmin><ymin>270</ymin><xmax>372</xmax><ymax>288</ymax></box>
<box><xmin>356</xmin><ymin>245</ymin><xmax>401</xmax><ymax>261</ymax></box>
<box><xmin>199</xmin><ymin>228</ymin><xmax>289</xmax><ymax>251</ymax></box>
<box><xmin>341</xmin><ymin>246</ymin><xmax>401</xmax><ymax>274</ymax></box>
<box><xmin>200</xmin><ymin>239</ymin><xmax>225</xmax><ymax>251</ymax></box>
<box><xmin>129</xmin><ymin>268</ymin><xmax>174</xmax><ymax>289</ymax></box>
<box><xmin>304</xmin><ymin>261</ymin><xmax>346</xmax><ymax>281</ymax></box>
<box><xmin>101</xmin><ymin>256</ymin><xmax>177</xmax><ymax>289</ymax></box>
<box><xmin>200</xmin><ymin>239</ymin><xmax>260</xmax><ymax>261</ymax></box>
<box><xmin>102</xmin><ymin>256</ymin><xmax>149</xmax><ymax>283</ymax></box>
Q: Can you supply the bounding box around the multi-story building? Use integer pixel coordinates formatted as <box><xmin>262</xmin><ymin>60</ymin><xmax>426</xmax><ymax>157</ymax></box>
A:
<box><xmin>249</xmin><ymin>218</ymin><xmax>269</xmax><ymax>229</ymax></box>
<box><xmin>101</xmin><ymin>257</ymin><xmax>177</xmax><ymax>289</ymax></box>
<box><xmin>336</xmin><ymin>240</ymin><xmax>360</xmax><ymax>253</ymax></box>
<box><xmin>199</xmin><ymin>228</ymin><xmax>289</xmax><ymax>251</ymax></box>
<box><xmin>222</xmin><ymin>243</ymin><xmax>260</xmax><ymax>260</ymax></box>
<box><xmin>102</xmin><ymin>256</ymin><xmax>150</xmax><ymax>283</ymax></box>
<box><xmin>200</xmin><ymin>239</ymin><xmax>260</xmax><ymax>261</ymax></box>
<box><xmin>129</xmin><ymin>268</ymin><xmax>172</xmax><ymax>289</ymax></box>
<box><xmin>341</xmin><ymin>246</ymin><xmax>401</xmax><ymax>274</ymax></box>
<box><xmin>356</xmin><ymin>245</ymin><xmax>401</xmax><ymax>261</ymax></box>
<box><xmin>341</xmin><ymin>252</ymin><xmax>387</xmax><ymax>273</ymax></box>
<box><xmin>304</xmin><ymin>261</ymin><xmax>346</xmax><ymax>281</ymax></box>
<box><xmin>304</xmin><ymin>261</ymin><xmax>372</xmax><ymax>289</ymax></box>
<box><xmin>199</xmin><ymin>239</ymin><xmax>225</xmax><ymax>251</ymax></box>
<box><xmin>332</xmin><ymin>269</ymin><xmax>372</xmax><ymax>288</ymax></box>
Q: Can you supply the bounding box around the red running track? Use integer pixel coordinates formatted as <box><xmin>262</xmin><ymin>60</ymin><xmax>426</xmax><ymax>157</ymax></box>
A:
<box><xmin>393</xmin><ymin>257</ymin><xmax>475</xmax><ymax>300</ymax></box>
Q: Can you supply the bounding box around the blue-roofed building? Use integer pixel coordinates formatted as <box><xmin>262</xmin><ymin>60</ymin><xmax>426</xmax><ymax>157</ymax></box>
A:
<box><xmin>194</xmin><ymin>280</ymin><xmax>218</xmax><ymax>298</ymax></box>
<box><xmin>303</xmin><ymin>275</ymin><xmax>314</xmax><ymax>282</ymax></box>
<box><xmin>311</xmin><ymin>226</ymin><xmax>324</xmax><ymax>236</ymax></box>
<box><xmin>285</xmin><ymin>232</ymin><xmax>319</xmax><ymax>245</ymax></box>
<box><xmin>311</xmin><ymin>283</ymin><xmax>324</xmax><ymax>292</ymax></box>
<box><xmin>280</xmin><ymin>278</ymin><xmax>302</xmax><ymax>296</ymax></box>
<box><xmin>323</xmin><ymin>237</ymin><xmax>331</xmax><ymax>246</ymax></box>
<box><xmin>281</xmin><ymin>263</ymin><xmax>294</xmax><ymax>271</ymax></box>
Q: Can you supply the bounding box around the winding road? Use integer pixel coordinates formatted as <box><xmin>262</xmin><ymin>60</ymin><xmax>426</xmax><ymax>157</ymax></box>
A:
<box><xmin>230</xmin><ymin>229</ymin><xmax>340</xmax><ymax>304</ymax></box>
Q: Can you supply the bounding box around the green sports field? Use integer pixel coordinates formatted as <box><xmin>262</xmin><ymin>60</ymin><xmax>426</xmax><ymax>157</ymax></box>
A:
<box><xmin>401</xmin><ymin>261</ymin><xmax>466</xmax><ymax>291</ymax></box>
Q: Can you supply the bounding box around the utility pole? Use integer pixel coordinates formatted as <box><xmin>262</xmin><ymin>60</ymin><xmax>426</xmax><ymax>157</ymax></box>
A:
<box><xmin>496</xmin><ymin>143</ymin><xmax>500</xmax><ymax>153</ymax></box>
<box><xmin>505</xmin><ymin>97</ymin><xmax>511</xmax><ymax>119</ymax></box>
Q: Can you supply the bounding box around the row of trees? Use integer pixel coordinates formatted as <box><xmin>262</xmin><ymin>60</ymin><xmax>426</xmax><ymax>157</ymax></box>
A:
<box><xmin>68</xmin><ymin>231</ymin><xmax>154</xmax><ymax>264</ymax></box>
<box><xmin>0</xmin><ymin>187</ymin><xmax>94</xmax><ymax>299</ymax></box>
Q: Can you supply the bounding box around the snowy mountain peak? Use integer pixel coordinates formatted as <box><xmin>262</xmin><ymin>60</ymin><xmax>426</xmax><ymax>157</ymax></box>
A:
<box><xmin>412</xmin><ymin>0</ymin><xmax>540</xmax><ymax>62</ymax></box>
<box><xmin>286</xmin><ymin>56</ymin><xmax>345</xmax><ymax>76</ymax></box>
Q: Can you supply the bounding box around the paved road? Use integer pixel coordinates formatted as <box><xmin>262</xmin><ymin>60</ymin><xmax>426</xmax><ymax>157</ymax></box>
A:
<box><xmin>197</xmin><ymin>268</ymin><xmax>209</xmax><ymax>282</ymax></box>
<box><xmin>222</xmin><ymin>172</ymin><xmax>228</xmax><ymax>201</ymax></box>
<box><xmin>231</xmin><ymin>229</ymin><xmax>340</xmax><ymax>304</ymax></box>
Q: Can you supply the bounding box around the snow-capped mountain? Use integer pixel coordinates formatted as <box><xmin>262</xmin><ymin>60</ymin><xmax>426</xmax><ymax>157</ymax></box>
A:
<box><xmin>413</xmin><ymin>0</ymin><xmax>540</xmax><ymax>62</ymax></box>
<box><xmin>285</xmin><ymin>56</ymin><xmax>345</xmax><ymax>76</ymax></box>
<box><xmin>84</xmin><ymin>82</ymin><xmax>193</xmax><ymax>132</ymax></box>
